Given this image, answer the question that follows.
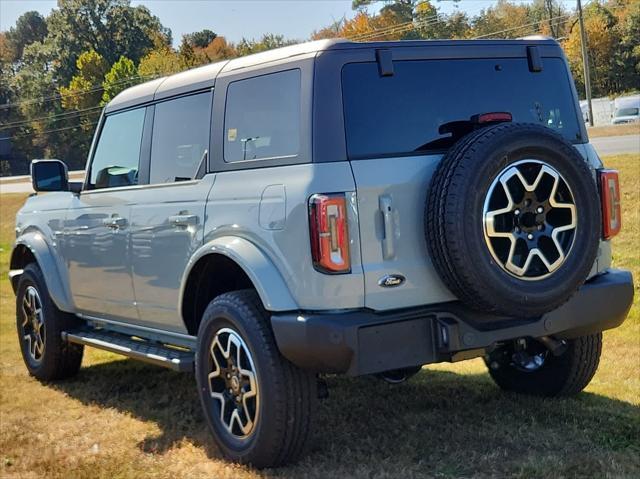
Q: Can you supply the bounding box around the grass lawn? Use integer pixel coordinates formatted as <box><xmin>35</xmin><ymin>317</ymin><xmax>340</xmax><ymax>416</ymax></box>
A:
<box><xmin>587</xmin><ymin>123</ymin><xmax>640</xmax><ymax>138</ymax></box>
<box><xmin>1</xmin><ymin>155</ymin><xmax>638</xmax><ymax>478</ymax></box>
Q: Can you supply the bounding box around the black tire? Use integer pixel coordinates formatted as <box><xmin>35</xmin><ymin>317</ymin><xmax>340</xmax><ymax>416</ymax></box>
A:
<box><xmin>486</xmin><ymin>334</ymin><xmax>602</xmax><ymax>397</ymax></box>
<box><xmin>16</xmin><ymin>263</ymin><xmax>84</xmax><ymax>381</ymax></box>
<box><xmin>195</xmin><ymin>290</ymin><xmax>316</xmax><ymax>468</ymax></box>
<box><xmin>426</xmin><ymin>123</ymin><xmax>601</xmax><ymax>317</ymax></box>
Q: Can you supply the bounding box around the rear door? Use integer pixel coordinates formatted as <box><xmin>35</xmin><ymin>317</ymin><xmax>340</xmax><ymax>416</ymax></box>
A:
<box><xmin>128</xmin><ymin>90</ymin><xmax>213</xmax><ymax>331</ymax></box>
<box><xmin>342</xmin><ymin>56</ymin><xmax>584</xmax><ymax>311</ymax></box>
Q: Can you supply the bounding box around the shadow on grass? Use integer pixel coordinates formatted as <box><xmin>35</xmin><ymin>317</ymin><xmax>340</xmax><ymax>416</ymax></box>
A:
<box><xmin>50</xmin><ymin>357</ymin><xmax>640</xmax><ymax>476</ymax></box>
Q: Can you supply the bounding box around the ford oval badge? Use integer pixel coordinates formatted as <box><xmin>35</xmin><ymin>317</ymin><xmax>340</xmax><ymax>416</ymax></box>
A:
<box><xmin>378</xmin><ymin>274</ymin><xmax>405</xmax><ymax>288</ymax></box>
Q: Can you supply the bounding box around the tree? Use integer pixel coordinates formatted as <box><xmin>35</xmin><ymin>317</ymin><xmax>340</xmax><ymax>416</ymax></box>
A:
<box><xmin>612</xmin><ymin>0</ymin><xmax>640</xmax><ymax>93</ymax></box>
<box><xmin>102</xmin><ymin>56</ymin><xmax>138</xmax><ymax>104</ymax></box>
<box><xmin>199</xmin><ymin>36</ymin><xmax>237</xmax><ymax>61</ymax></box>
<box><xmin>138</xmin><ymin>45</ymin><xmax>182</xmax><ymax>77</ymax></box>
<box><xmin>564</xmin><ymin>2</ymin><xmax>620</xmax><ymax>96</ymax></box>
<box><xmin>236</xmin><ymin>34</ymin><xmax>297</xmax><ymax>56</ymax></box>
<box><xmin>44</xmin><ymin>0</ymin><xmax>170</xmax><ymax>84</ymax></box>
<box><xmin>5</xmin><ymin>11</ymin><xmax>48</xmax><ymax>62</ymax></box>
<box><xmin>184</xmin><ymin>29</ymin><xmax>217</xmax><ymax>48</ymax></box>
<box><xmin>59</xmin><ymin>50</ymin><xmax>108</xmax><ymax>110</ymax></box>
<box><xmin>472</xmin><ymin>0</ymin><xmax>532</xmax><ymax>39</ymax></box>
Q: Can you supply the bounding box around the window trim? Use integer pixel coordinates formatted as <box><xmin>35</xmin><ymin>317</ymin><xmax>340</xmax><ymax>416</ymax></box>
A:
<box><xmin>210</xmin><ymin>58</ymin><xmax>313</xmax><ymax>173</ymax></box>
<box><xmin>222</xmin><ymin>68</ymin><xmax>302</xmax><ymax>164</ymax></box>
<box><xmin>84</xmin><ymin>105</ymin><xmax>149</xmax><ymax>192</ymax></box>
<box><xmin>147</xmin><ymin>88</ymin><xmax>213</xmax><ymax>185</ymax></box>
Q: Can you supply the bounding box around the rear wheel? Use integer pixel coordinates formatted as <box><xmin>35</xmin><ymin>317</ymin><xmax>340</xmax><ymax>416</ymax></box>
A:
<box><xmin>485</xmin><ymin>334</ymin><xmax>602</xmax><ymax>397</ymax></box>
<box><xmin>195</xmin><ymin>290</ymin><xmax>316</xmax><ymax>468</ymax></box>
<box><xmin>16</xmin><ymin>263</ymin><xmax>84</xmax><ymax>381</ymax></box>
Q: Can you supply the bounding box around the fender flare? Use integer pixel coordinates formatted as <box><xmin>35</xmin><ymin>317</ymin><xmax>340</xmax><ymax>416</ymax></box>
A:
<box><xmin>10</xmin><ymin>231</ymin><xmax>75</xmax><ymax>312</ymax></box>
<box><xmin>179</xmin><ymin>236</ymin><xmax>298</xmax><ymax>316</ymax></box>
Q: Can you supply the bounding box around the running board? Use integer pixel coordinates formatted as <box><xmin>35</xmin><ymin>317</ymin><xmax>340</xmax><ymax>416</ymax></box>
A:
<box><xmin>62</xmin><ymin>329</ymin><xmax>195</xmax><ymax>372</ymax></box>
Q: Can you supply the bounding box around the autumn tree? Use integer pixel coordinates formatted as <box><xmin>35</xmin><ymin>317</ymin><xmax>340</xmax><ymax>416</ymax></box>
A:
<box><xmin>102</xmin><ymin>56</ymin><xmax>138</xmax><ymax>104</ymax></box>
<box><xmin>138</xmin><ymin>45</ymin><xmax>182</xmax><ymax>77</ymax></box>
<box><xmin>59</xmin><ymin>50</ymin><xmax>108</xmax><ymax>112</ymax></box>
<box><xmin>564</xmin><ymin>2</ymin><xmax>620</xmax><ymax>96</ymax></box>
<box><xmin>184</xmin><ymin>29</ymin><xmax>218</xmax><ymax>48</ymax></box>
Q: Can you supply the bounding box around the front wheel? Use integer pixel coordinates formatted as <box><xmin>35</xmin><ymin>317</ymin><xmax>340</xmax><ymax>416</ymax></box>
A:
<box><xmin>485</xmin><ymin>334</ymin><xmax>602</xmax><ymax>397</ymax></box>
<box><xmin>195</xmin><ymin>290</ymin><xmax>316</xmax><ymax>468</ymax></box>
<box><xmin>16</xmin><ymin>263</ymin><xmax>84</xmax><ymax>381</ymax></box>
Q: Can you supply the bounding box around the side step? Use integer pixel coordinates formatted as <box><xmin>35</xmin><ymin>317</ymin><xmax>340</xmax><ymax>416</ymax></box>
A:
<box><xmin>62</xmin><ymin>329</ymin><xmax>195</xmax><ymax>372</ymax></box>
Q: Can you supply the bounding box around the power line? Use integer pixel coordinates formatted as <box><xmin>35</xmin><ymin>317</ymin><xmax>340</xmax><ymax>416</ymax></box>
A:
<box><xmin>0</xmin><ymin>72</ymin><xmax>158</xmax><ymax>111</ymax></box>
<box><xmin>349</xmin><ymin>14</ymin><xmax>442</xmax><ymax>42</ymax></box>
<box><xmin>473</xmin><ymin>12</ymin><xmax>574</xmax><ymax>39</ymax></box>
<box><xmin>12</xmin><ymin>119</ymin><xmax>101</xmax><ymax>140</ymax></box>
<box><xmin>0</xmin><ymin>105</ymin><xmax>103</xmax><ymax>130</ymax></box>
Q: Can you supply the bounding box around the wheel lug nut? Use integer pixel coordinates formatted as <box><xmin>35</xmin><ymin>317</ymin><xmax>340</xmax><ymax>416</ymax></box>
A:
<box><xmin>527</xmin><ymin>233</ymin><xmax>534</xmax><ymax>240</ymax></box>
<box><xmin>537</xmin><ymin>225</ymin><xmax>543</xmax><ymax>231</ymax></box>
<box><xmin>514</xmin><ymin>209</ymin><xmax>520</xmax><ymax>216</ymax></box>
<box><xmin>536</xmin><ymin>206</ymin><xmax>544</xmax><ymax>214</ymax></box>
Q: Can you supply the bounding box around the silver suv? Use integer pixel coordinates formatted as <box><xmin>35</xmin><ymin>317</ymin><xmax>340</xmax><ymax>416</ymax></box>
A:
<box><xmin>10</xmin><ymin>39</ymin><xmax>634</xmax><ymax>468</ymax></box>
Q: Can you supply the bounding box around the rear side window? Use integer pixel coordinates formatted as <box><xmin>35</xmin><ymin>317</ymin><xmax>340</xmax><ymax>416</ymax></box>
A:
<box><xmin>90</xmin><ymin>108</ymin><xmax>145</xmax><ymax>189</ymax></box>
<box><xmin>342</xmin><ymin>58</ymin><xmax>582</xmax><ymax>159</ymax></box>
<box><xmin>150</xmin><ymin>91</ymin><xmax>212</xmax><ymax>183</ymax></box>
<box><xmin>224</xmin><ymin>69</ymin><xmax>300</xmax><ymax>162</ymax></box>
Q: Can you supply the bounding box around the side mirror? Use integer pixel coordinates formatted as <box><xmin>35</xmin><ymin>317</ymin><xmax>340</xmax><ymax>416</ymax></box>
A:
<box><xmin>31</xmin><ymin>159</ymin><xmax>69</xmax><ymax>192</ymax></box>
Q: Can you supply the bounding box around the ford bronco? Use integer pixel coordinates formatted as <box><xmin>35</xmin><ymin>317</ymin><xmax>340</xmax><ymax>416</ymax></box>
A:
<box><xmin>10</xmin><ymin>38</ymin><xmax>634</xmax><ymax>468</ymax></box>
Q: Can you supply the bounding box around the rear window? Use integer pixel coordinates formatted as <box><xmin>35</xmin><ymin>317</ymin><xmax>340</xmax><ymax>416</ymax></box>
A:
<box><xmin>342</xmin><ymin>58</ymin><xmax>581</xmax><ymax>159</ymax></box>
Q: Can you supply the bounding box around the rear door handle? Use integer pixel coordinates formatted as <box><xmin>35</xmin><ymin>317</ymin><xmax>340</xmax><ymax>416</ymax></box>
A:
<box><xmin>103</xmin><ymin>216</ymin><xmax>127</xmax><ymax>229</ymax></box>
<box><xmin>379</xmin><ymin>195</ymin><xmax>395</xmax><ymax>259</ymax></box>
<box><xmin>168</xmin><ymin>213</ymin><xmax>199</xmax><ymax>227</ymax></box>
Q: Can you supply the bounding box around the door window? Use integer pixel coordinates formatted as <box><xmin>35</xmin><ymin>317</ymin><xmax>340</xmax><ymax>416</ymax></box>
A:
<box><xmin>89</xmin><ymin>108</ymin><xmax>145</xmax><ymax>189</ymax></box>
<box><xmin>224</xmin><ymin>69</ymin><xmax>301</xmax><ymax>162</ymax></box>
<box><xmin>150</xmin><ymin>91</ymin><xmax>212</xmax><ymax>183</ymax></box>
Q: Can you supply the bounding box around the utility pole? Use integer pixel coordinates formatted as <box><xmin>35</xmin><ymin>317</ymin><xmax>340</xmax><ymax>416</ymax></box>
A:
<box><xmin>577</xmin><ymin>0</ymin><xmax>594</xmax><ymax>127</ymax></box>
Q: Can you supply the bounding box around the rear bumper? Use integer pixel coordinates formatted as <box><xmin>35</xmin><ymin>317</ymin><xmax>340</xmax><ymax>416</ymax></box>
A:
<box><xmin>271</xmin><ymin>269</ymin><xmax>634</xmax><ymax>376</ymax></box>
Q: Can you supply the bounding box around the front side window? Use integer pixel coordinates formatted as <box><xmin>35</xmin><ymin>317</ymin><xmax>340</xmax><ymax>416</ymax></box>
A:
<box><xmin>224</xmin><ymin>69</ymin><xmax>301</xmax><ymax>162</ymax></box>
<box><xmin>150</xmin><ymin>91</ymin><xmax>212</xmax><ymax>184</ymax></box>
<box><xmin>90</xmin><ymin>108</ymin><xmax>145</xmax><ymax>189</ymax></box>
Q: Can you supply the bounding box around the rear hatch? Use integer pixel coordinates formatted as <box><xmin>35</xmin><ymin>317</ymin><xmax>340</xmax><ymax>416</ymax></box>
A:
<box><xmin>342</xmin><ymin>54</ymin><xmax>584</xmax><ymax>310</ymax></box>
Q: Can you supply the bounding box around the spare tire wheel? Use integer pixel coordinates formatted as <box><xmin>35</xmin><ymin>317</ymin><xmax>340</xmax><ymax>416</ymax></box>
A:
<box><xmin>426</xmin><ymin>123</ymin><xmax>601</xmax><ymax>318</ymax></box>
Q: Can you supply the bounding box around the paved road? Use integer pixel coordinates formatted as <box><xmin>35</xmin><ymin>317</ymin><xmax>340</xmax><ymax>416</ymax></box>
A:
<box><xmin>590</xmin><ymin>134</ymin><xmax>640</xmax><ymax>156</ymax></box>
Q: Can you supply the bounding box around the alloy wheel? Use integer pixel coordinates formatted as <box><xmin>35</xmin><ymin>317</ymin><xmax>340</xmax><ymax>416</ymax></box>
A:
<box><xmin>21</xmin><ymin>285</ymin><xmax>45</xmax><ymax>363</ymax></box>
<box><xmin>207</xmin><ymin>327</ymin><xmax>259</xmax><ymax>439</ymax></box>
<box><xmin>483</xmin><ymin>159</ymin><xmax>577</xmax><ymax>280</ymax></box>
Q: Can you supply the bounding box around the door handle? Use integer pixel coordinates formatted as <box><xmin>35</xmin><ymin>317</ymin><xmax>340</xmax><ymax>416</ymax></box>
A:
<box><xmin>379</xmin><ymin>195</ymin><xmax>395</xmax><ymax>260</ymax></box>
<box><xmin>168</xmin><ymin>213</ymin><xmax>199</xmax><ymax>227</ymax></box>
<box><xmin>103</xmin><ymin>216</ymin><xmax>127</xmax><ymax>229</ymax></box>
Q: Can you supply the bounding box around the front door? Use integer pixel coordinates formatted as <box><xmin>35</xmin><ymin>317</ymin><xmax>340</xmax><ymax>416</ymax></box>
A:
<box><xmin>64</xmin><ymin>107</ymin><xmax>147</xmax><ymax>320</ymax></box>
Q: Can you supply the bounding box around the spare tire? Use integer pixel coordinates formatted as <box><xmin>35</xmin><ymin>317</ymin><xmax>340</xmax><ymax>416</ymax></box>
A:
<box><xmin>426</xmin><ymin>123</ymin><xmax>601</xmax><ymax>318</ymax></box>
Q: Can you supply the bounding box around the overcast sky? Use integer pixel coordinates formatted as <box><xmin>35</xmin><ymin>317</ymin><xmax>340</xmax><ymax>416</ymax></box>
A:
<box><xmin>1</xmin><ymin>0</ymin><xmax>503</xmax><ymax>45</ymax></box>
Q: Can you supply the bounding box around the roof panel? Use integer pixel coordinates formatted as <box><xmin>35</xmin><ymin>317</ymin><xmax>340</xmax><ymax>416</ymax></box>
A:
<box><xmin>104</xmin><ymin>77</ymin><xmax>165</xmax><ymax>113</ymax></box>
<box><xmin>154</xmin><ymin>60</ymin><xmax>229</xmax><ymax>100</ymax></box>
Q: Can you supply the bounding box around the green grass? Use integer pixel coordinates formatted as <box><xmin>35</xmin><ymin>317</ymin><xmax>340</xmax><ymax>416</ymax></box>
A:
<box><xmin>0</xmin><ymin>155</ymin><xmax>638</xmax><ymax>478</ymax></box>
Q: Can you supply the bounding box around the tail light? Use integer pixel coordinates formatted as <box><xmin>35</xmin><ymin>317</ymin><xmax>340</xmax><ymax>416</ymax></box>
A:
<box><xmin>599</xmin><ymin>169</ymin><xmax>622</xmax><ymax>239</ymax></box>
<box><xmin>308</xmin><ymin>193</ymin><xmax>351</xmax><ymax>274</ymax></box>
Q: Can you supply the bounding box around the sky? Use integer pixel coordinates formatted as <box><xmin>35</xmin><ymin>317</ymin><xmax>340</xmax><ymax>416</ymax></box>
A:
<box><xmin>0</xmin><ymin>0</ymin><xmax>502</xmax><ymax>45</ymax></box>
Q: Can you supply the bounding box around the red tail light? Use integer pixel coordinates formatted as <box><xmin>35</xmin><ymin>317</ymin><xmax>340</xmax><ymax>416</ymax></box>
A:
<box><xmin>599</xmin><ymin>169</ymin><xmax>622</xmax><ymax>239</ymax></box>
<box><xmin>309</xmin><ymin>193</ymin><xmax>351</xmax><ymax>274</ymax></box>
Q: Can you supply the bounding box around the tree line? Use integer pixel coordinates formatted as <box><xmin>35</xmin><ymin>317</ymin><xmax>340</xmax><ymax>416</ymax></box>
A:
<box><xmin>0</xmin><ymin>0</ymin><xmax>638</xmax><ymax>175</ymax></box>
